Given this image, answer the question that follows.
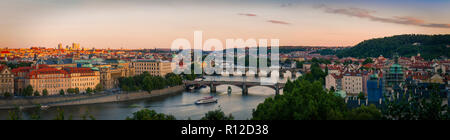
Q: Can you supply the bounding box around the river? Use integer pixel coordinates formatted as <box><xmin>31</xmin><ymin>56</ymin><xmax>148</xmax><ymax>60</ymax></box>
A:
<box><xmin>0</xmin><ymin>76</ymin><xmax>291</xmax><ymax>120</ymax></box>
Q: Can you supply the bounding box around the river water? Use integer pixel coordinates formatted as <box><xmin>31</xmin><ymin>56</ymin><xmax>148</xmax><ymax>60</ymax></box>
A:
<box><xmin>0</xmin><ymin>76</ymin><xmax>291</xmax><ymax>120</ymax></box>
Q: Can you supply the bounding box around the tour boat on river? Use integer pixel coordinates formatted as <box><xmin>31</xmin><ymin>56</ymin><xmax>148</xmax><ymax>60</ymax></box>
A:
<box><xmin>195</xmin><ymin>96</ymin><xmax>218</xmax><ymax>105</ymax></box>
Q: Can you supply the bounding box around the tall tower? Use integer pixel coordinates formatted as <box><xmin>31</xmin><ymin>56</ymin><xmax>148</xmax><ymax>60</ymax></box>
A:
<box><xmin>58</xmin><ymin>43</ymin><xmax>63</xmax><ymax>50</ymax></box>
<box><xmin>72</xmin><ymin>43</ymin><xmax>80</xmax><ymax>50</ymax></box>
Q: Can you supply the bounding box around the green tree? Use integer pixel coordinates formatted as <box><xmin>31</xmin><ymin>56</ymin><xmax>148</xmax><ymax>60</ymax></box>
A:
<box><xmin>200</xmin><ymin>108</ymin><xmax>234</xmax><ymax>120</ymax></box>
<box><xmin>383</xmin><ymin>90</ymin><xmax>449</xmax><ymax>120</ymax></box>
<box><xmin>362</xmin><ymin>58</ymin><xmax>374</xmax><ymax>65</ymax></box>
<box><xmin>33</xmin><ymin>90</ymin><xmax>40</xmax><ymax>96</ymax></box>
<box><xmin>42</xmin><ymin>89</ymin><xmax>48</xmax><ymax>96</ymax></box>
<box><xmin>126</xmin><ymin>109</ymin><xmax>176</xmax><ymax>120</ymax></box>
<box><xmin>346</xmin><ymin>104</ymin><xmax>382</xmax><ymax>120</ymax></box>
<box><xmin>81</xmin><ymin>110</ymin><xmax>96</xmax><ymax>120</ymax></box>
<box><xmin>59</xmin><ymin>89</ymin><xmax>65</xmax><ymax>95</ymax></box>
<box><xmin>3</xmin><ymin>92</ymin><xmax>12</xmax><ymax>98</ymax></box>
<box><xmin>358</xmin><ymin>92</ymin><xmax>366</xmax><ymax>100</ymax></box>
<box><xmin>94</xmin><ymin>84</ymin><xmax>103</xmax><ymax>92</ymax></box>
<box><xmin>252</xmin><ymin>79</ymin><xmax>347</xmax><ymax>120</ymax></box>
<box><xmin>24</xmin><ymin>85</ymin><xmax>34</xmax><ymax>96</ymax></box>
<box><xmin>74</xmin><ymin>87</ymin><xmax>80</xmax><ymax>94</ymax></box>
<box><xmin>86</xmin><ymin>87</ymin><xmax>93</xmax><ymax>94</ymax></box>
<box><xmin>7</xmin><ymin>108</ymin><xmax>22</xmax><ymax>120</ymax></box>
<box><xmin>67</xmin><ymin>88</ymin><xmax>75</xmax><ymax>94</ymax></box>
<box><xmin>54</xmin><ymin>108</ymin><xmax>73</xmax><ymax>120</ymax></box>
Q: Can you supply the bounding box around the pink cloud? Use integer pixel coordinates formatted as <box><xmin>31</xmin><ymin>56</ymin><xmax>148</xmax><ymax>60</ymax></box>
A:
<box><xmin>267</xmin><ymin>20</ymin><xmax>290</xmax><ymax>25</ymax></box>
<box><xmin>316</xmin><ymin>5</ymin><xmax>450</xmax><ymax>28</ymax></box>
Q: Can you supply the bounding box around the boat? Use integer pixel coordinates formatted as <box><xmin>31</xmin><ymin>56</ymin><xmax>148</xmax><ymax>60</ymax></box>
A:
<box><xmin>195</xmin><ymin>96</ymin><xmax>218</xmax><ymax>105</ymax></box>
<box><xmin>188</xmin><ymin>86</ymin><xmax>195</xmax><ymax>90</ymax></box>
<box><xmin>40</xmin><ymin>105</ymin><xmax>50</xmax><ymax>110</ymax></box>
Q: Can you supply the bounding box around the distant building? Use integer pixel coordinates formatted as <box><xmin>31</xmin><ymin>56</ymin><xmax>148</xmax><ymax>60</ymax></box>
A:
<box><xmin>385</xmin><ymin>62</ymin><xmax>404</xmax><ymax>92</ymax></box>
<box><xmin>64</xmin><ymin>67</ymin><xmax>100</xmax><ymax>93</ymax></box>
<box><xmin>26</xmin><ymin>66</ymin><xmax>71</xmax><ymax>95</ymax></box>
<box><xmin>342</xmin><ymin>71</ymin><xmax>363</xmax><ymax>95</ymax></box>
<box><xmin>13</xmin><ymin>64</ymin><xmax>101</xmax><ymax>95</ymax></box>
<box><xmin>0</xmin><ymin>65</ymin><xmax>14</xmax><ymax>96</ymax></box>
<box><xmin>132</xmin><ymin>60</ymin><xmax>172</xmax><ymax>76</ymax></box>
<box><xmin>367</xmin><ymin>74</ymin><xmax>384</xmax><ymax>102</ymax></box>
<box><xmin>325</xmin><ymin>73</ymin><xmax>342</xmax><ymax>91</ymax></box>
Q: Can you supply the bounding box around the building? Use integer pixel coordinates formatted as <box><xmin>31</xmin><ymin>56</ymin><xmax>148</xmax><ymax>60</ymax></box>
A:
<box><xmin>0</xmin><ymin>65</ymin><xmax>14</xmax><ymax>95</ymax></box>
<box><xmin>58</xmin><ymin>43</ymin><xmax>63</xmax><ymax>50</ymax></box>
<box><xmin>12</xmin><ymin>64</ymin><xmax>49</xmax><ymax>95</ymax></box>
<box><xmin>26</xmin><ymin>67</ymin><xmax>71</xmax><ymax>95</ymax></box>
<box><xmin>64</xmin><ymin>67</ymin><xmax>100</xmax><ymax>93</ymax></box>
<box><xmin>132</xmin><ymin>60</ymin><xmax>172</xmax><ymax>76</ymax></box>
<box><xmin>367</xmin><ymin>74</ymin><xmax>384</xmax><ymax>102</ymax></box>
<box><xmin>342</xmin><ymin>71</ymin><xmax>363</xmax><ymax>95</ymax></box>
<box><xmin>385</xmin><ymin>63</ymin><xmax>404</xmax><ymax>91</ymax></box>
<box><xmin>13</xmin><ymin>64</ymin><xmax>101</xmax><ymax>95</ymax></box>
<box><xmin>325</xmin><ymin>73</ymin><xmax>342</xmax><ymax>91</ymax></box>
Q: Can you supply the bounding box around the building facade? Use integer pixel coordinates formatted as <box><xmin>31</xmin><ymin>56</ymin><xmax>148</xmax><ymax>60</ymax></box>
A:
<box><xmin>325</xmin><ymin>73</ymin><xmax>342</xmax><ymax>91</ymax></box>
<box><xmin>0</xmin><ymin>65</ymin><xmax>14</xmax><ymax>95</ymax></box>
<box><xmin>26</xmin><ymin>67</ymin><xmax>71</xmax><ymax>95</ymax></box>
<box><xmin>13</xmin><ymin>64</ymin><xmax>101</xmax><ymax>95</ymax></box>
<box><xmin>367</xmin><ymin>74</ymin><xmax>384</xmax><ymax>102</ymax></box>
<box><xmin>132</xmin><ymin>60</ymin><xmax>172</xmax><ymax>76</ymax></box>
<box><xmin>342</xmin><ymin>71</ymin><xmax>364</xmax><ymax>95</ymax></box>
<box><xmin>64</xmin><ymin>67</ymin><xmax>100</xmax><ymax>93</ymax></box>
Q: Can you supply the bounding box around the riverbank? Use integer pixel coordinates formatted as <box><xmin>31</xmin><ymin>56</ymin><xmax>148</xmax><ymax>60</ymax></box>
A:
<box><xmin>0</xmin><ymin>85</ymin><xmax>185</xmax><ymax>110</ymax></box>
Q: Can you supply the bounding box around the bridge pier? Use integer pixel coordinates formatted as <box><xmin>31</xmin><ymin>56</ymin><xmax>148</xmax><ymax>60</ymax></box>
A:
<box><xmin>210</xmin><ymin>83</ymin><xmax>216</xmax><ymax>93</ymax></box>
<box><xmin>242</xmin><ymin>83</ymin><xmax>248</xmax><ymax>95</ymax></box>
<box><xmin>275</xmin><ymin>83</ymin><xmax>280</xmax><ymax>95</ymax></box>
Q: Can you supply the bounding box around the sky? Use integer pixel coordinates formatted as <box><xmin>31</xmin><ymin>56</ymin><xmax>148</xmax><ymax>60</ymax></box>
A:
<box><xmin>0</xmin><ymin>0</ymin><xmax>449</xmax><ymax>49</ymax></box>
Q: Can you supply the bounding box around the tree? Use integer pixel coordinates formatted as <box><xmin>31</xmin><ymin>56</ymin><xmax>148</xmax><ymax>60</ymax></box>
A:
<box><xmin>94</xmin><ymin>84</ymin><xmax>103</xmax><ymax>92</ymax></box>
<box><xmin>336</xmin><ymin>34</ymin><xmax>450</xmax><ymax>60</ymax></box>
<box><xmin>362</xmin><ymin>58</ymin><xmax>374</xmax><ymax>65</ymax></box>
<box><xmin>126</xmin><ymin>109</ymin><xmax>176</xmax><ymax>120</ymax></box>
<box><xmin>33</xmin><ymin>90</ymin><xmax>40</xmax><ymax>96</ymax></box>
<box><xmin>200</xmin><ymin>108</ymin><xmax>234</xmax><ymax>120</ymax></box>
<box><xmin>59</xmin><ymin>89</ymin><xmax>65</xmax><ymax>95</ymax></box>
<box><xmin>54</xmin><ymin>108</ymin><xmax>73</xmax><ymax>120</ymax></box>
<box><xmin>42</xmin><ymin>89</ymin><xmax>48</xmax><ymax>96</ymax></box>
<box><xmin>252</xmin><ymin>79</ymin><xmax>347</xmax><ymax>120</ymax></box>
<box><xmin>3</xmin><ymin>92</ymin><xmax>12</xmax><ymax>98</ymax></box>
<box><xmin>24</xmin><ymin>85</ymin><xmax>34</xmax><ymax>96</ymax></box>
<box><xmin>67</xmin><ymin>88</ymin><xmax>75</xmax><ymax>94</ymax></box>
<box><xmin>74</xmin><ymin>88</ymin><xmax>80</xmax><ymax>94</ymax></box>
<box><xmin>8</xmin><ymin>109</ymin><xmax>22</xmax><ymax>120</ymax></box>
<box><xmin>346</xmin><ymin>104</ymin><xmax>382</xmax><ymax>120</ymax></box>
<box><xmin>86</xmin><ymin>87</ymin><xmax>93</xmax><ymax>94</ymax></box>
<box><xmin>358</xmin><ymin>92</ymin><xmax>366</xmax><ymax>100</ymax></box>
<box><xmin>382</xmin><ymin>90</ymin><xmax>449</xmax><ymax>120</ymax></box>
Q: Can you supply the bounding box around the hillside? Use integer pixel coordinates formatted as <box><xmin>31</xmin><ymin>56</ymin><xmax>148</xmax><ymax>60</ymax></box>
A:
<box><xmin>335</xmin><ymin>34</ymin><xmax>450</xmax><ymax>60</ymax></box>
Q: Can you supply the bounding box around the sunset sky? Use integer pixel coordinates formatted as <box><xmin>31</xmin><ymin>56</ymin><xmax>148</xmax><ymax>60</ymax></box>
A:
<box><xmin>1</xmin><ymin>0</ymin><xmax>449</xmax><ymax>49</ymax></box>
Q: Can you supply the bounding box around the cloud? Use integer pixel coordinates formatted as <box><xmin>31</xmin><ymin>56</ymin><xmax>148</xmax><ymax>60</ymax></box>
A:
<box><xmin>238</xmin><ymin>13</ymin><xmax>257</xmax><ymax>17</ymax></box>
<box><xmin>267</xmin><ymin>20</ymin><xmax>290</xmax><ymax>25</ymax></box>
<box><xmin>281</xmin><ymin>3</ymin><xmax>294</xmax><ymax>7</ymax></box>
<box><xmin>316</xmin><ymin>5</ymin><xmax>450</xmax><ymax>29</ymax></box>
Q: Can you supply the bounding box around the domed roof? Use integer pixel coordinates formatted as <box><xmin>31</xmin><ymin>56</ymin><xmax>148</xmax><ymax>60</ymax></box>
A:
<box><xmin>389</xmin><ymin>63</ymin><xmax>403</xmax><ymax>74</ymax></box>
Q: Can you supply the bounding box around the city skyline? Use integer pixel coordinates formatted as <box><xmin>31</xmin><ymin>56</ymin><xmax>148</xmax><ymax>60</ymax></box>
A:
<box><xmin>1</xmin><ymin>0</ymin><xmax>450</xmax><ymax>49</ymax></box>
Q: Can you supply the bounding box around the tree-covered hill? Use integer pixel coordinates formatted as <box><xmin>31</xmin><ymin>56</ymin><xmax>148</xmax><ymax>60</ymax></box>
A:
<box><xmin>335</xmin><ymin>34</ymin><xmax>450</xmax><ymax>59</ymax></box>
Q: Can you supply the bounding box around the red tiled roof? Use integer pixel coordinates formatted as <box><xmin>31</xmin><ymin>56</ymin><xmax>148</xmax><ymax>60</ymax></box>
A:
<box><xmin>63</xmin><ymin>67</ymin><xmax>94</xmax><ymax>74</ymax></box>
<box><xmin>27</xmin><ymin>67</ymin><xmax>69</xmax><ymax>79</ymax></box>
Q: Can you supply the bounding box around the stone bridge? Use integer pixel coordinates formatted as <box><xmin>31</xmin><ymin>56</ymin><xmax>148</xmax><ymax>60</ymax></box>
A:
<box><xmin>184</xmin><ymin>80</ymin><xmax>285</xmax><ymax>95</ymax></box>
